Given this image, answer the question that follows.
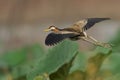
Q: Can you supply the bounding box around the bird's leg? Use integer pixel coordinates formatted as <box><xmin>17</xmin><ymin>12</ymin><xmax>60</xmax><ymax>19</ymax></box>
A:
<box><xmin>80</xmin><ymin>37</ymin><xmax>98</xmax><ymax>45</ymax></box>
<box><xmin>82</xmin><ymin>32</ymin><xmax>111</xmax><ymax>48</ymax></box>
<box><xmin>87</xmin><ymin>35</ymin><xmax>103</xmax><ymax>45</ymax></box>
<box><xmin>87</xmin><ymin>35</ymin><xmax>98</xmax><ymax>42</ymax></box>
<box><xmin>87</xmin><ymin>35</ymin><xmax>111</xmax><ymax>48</ymax></box>
<box><xmin>82</xmin><ymin>32</ymin><xmax>98</xmax><ymax>45</ymax></box>
<box><xmin>81</xmin><ymin>37</ymin><xmax>111</xmax><ymax>48</ymax></box>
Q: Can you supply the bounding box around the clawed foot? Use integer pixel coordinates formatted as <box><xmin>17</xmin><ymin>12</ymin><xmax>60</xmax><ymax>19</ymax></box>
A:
<box><xmin>95</xmin><ymin>42</ymin><xmax>112</xmax><ymax>48</ymax></box>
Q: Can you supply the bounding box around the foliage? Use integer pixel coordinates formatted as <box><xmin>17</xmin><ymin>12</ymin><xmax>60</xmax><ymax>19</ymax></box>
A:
<box><xmin>0</xmin><ymin>29</ymin><xmax>120</xmax><ymax>80</ymax></box>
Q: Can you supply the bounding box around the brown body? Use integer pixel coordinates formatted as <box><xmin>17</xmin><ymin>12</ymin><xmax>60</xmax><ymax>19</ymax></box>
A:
<box><xmin>44</xmin><ymin>18</ymin><xmax>110</xmax><ymax>46</ymax></box>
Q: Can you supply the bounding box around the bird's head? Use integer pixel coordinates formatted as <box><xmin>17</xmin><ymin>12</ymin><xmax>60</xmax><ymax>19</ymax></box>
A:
<box><xmin>44</xmin><ymin>25</ymin><xmax>59</xmax><ymax>32</ymax></box>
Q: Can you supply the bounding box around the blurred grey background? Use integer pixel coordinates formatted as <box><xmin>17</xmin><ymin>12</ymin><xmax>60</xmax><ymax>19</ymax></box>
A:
<box><xmin>0</xmin><ymin>0</ymin><xmax>120</xmax><ymax>52</ymax></box>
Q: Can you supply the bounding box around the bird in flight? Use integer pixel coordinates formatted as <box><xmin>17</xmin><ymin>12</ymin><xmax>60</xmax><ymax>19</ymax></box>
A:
<box><xmin>44</xmin><ymin>18</ymin><xmax>111</xmax><ymax>48</ymax></box>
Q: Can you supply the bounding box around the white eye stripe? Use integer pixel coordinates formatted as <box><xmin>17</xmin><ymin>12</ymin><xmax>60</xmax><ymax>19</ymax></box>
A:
<box><xmin>50</xmin><ymin>27</ymin><xmax>56</xmax><ymax>30</ymax></box>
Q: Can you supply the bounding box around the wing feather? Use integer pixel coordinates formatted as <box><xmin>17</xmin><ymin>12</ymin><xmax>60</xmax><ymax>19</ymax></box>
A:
<box><xmin>70</xmin><ymin>18</ymin><xmax>110</xmax><ymax>32</ymax></box>
<box><xmin>45</xmin><ymin>33</ymin><xmax>77</xmax><ymax>46</ymax></box>
<box><xmin>84</xmin><ymin>18</ymin><xmax>110</xmax><ymax>30</ymax></box>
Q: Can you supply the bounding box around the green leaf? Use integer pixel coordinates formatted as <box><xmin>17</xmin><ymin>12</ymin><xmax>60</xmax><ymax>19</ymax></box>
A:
<box><xmin>95</xmin><ymin>46</ymin><xmax>112</xmax><ymax>54</ymax></box>
<box><xmin>27</xmin><ymin>40</ymin><xmax>79</xmax><ymax>80</ymax></box>
<box><xmin>2</xmin><ymin>48</ymin><xmax>27</xmax><ymax>67</ymax></box>
<box><xmin>34</xmin><ymin>74</ymin><xmax>50</xmax><ymax>80</ymax></box>
<box><xmin>101</xmin><ymin>53</ymin><xmax>120</xmax><ymax>73</ymax></box>
<box><xmin>0</xmin><ymin>44</ymin><xmax>45</xmax><ymax>80</ymax></box>
<box><xmin>66</xmin><ymin>70</ymin><xmax>85</xmax><ymax>80</ymax></box>
<box><xmin>104</xmin><ymin>73</ymin><xmax>120</xmax><ymax>80</ymax></box>
<box><xmin>27</xmin><ymin>44</ymin><xmax>45</xmax><ymax>60</ymax></box>
<box><xmin>70</xmin><ymin>51</ymin><xmax>87</xmax><ymax>73</ymax></box>
<box><xmin>49</xmin><ymin>52</ymin><xmax>78</xmax><ymax>80</ymax></box>
<box><xmin>11</xmin><ymin>63</ymin><xmax>31</xmax><ymax>79</ymax></box>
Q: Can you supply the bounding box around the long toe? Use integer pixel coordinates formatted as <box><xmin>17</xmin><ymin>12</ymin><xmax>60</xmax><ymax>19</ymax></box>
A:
<box><xmin>96</xmin><ymin>42</ymin><xmax>112</xmax><ymax>48</ymax></box>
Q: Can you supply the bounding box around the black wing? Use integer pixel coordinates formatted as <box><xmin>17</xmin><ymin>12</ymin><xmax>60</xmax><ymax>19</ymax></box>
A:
<box><xmin>84</xmin><ymin>18</ymin><xmax>110</xmax><ymax>30</ymax></box>
<box><xmin>45</xmin><ymin>33</ymin><xmax>77</xmax><ymax>46</ymax></box>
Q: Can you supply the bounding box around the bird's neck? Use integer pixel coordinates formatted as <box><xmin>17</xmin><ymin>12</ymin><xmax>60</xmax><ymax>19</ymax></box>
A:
<box><xmin>53</xmin><ymin>28</ymin><xmax>61</xmax><ymax>33</ymax></box>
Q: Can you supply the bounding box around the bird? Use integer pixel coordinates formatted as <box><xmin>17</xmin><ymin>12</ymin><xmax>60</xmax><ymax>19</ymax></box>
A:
<box><xmin>44</xmin><ymin>18</ymin><xmax>111</xmax><ymax>48</ymax></box>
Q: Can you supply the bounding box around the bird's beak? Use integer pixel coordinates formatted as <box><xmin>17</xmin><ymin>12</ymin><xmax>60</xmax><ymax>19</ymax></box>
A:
<box><xmin>44</xmin><ymin>29</ymin><xmax>51</xmax><ymax>32</ymax></box>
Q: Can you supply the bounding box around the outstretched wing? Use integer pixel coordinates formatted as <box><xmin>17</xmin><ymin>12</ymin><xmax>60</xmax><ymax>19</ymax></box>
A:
<box><xmin>45</xmin><ymin>33</ymin><xmax>77</xmax><ymax>46</ymax></box>
<box><xmin>84</xmin><ymin>18</ymin><xmax>110</xmax><ymax>30</ymax></box>
<box><xmin>71</xmin><ymin>18</ymin><xmax>110</xmax><ymax>32</ymax></box>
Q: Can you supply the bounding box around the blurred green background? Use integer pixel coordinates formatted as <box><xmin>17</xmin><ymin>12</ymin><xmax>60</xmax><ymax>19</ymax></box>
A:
<box><xmin>0</xmin><ymin>0</ymin><xmax>120</xmax><ymax>80</ymax></box>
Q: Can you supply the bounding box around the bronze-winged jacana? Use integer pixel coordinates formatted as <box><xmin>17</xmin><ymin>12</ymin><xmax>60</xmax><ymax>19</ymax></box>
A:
<box><xmin>44</xmin><ymin>18</ymin><xmax>111</xmax><ymax>48</ymax></box>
